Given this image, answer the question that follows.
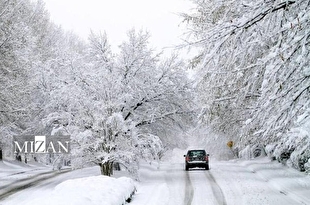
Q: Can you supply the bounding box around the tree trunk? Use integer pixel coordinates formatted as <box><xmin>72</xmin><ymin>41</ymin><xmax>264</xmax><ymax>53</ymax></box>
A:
<box><xmin>114</xmin><ymin>162</ymin><xmax>121</xmax><ymax>171</ymax></box>
<box><xmin>0</xmin><ymin>149</ymin><xmax>2</xmax><ymax>161</ymax></box>
<box><xmin>99</xmin><ymin>161</ymin><xmax>114</xmax><ymax>176</ymax></box>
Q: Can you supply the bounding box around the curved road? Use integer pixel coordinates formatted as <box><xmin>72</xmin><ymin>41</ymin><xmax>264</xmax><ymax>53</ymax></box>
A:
<box><xmin>0</xmin><ymin>169</ymin><xmax>71</xmax><ymax>201</ymax></box>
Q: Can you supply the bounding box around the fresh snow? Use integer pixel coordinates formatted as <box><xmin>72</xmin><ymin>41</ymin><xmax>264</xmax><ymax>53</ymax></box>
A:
<box><xmin>1</xmin><ymin>149</ymin><xmax>310</xmax><ymax>205</ymax></box>
<box><xmin>24</xmin><ymin>176</ymin><xmax>135</xmax><ymax>205</ymax></box>
<box><xmin>0</xmin><ymin>161</ymin><xmax>135</xmax><ymax>205</ymax></box>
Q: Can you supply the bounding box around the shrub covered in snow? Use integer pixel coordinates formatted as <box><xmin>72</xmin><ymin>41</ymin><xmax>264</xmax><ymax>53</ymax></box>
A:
<box><xmin>239</xmin><ymin>144</ymin><xmax>266</xmax><ymax>160</ymax></box>
<box><xmin>265</xmin><ymin>144</ymin><xmax>277</xmax><ymax>159</ymax></box>
<box><xmin>274</xmin><ymin>129</ymin><xmax>310</xmax><ymax>172</ymax></box>
<box><xmin>264</xmin><ymin>117</ymin><xmax>310</xmax><ymax>172</ymax></box>
<box><xmin>239</xmin><ymin>145</ymin><xmax>252</xmax><ymax>160</ymax></box>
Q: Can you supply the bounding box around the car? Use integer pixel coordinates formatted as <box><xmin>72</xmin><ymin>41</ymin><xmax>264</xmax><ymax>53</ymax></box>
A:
<box><xmin>184</xmin><ymin>149</ymin><xmax>209</xmax><ymax>171</ymax></box>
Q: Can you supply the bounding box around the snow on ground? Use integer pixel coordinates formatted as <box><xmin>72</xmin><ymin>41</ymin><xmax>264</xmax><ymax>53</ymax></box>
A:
<box><xmin>0</xmin><ymin>161</ymin><xmax>135</xmax><ymax>205</ymax></box>
<box><xmin>211</xmin><ymin>157</ymin><xmax>310</xmax><ymax>205</ymax></box>
<box><xmin>0</xmin><ymin>160</ymin><xmax>49</xmax><ymax>176</ymax></box>
<box><xmin>130</xmin><ymin>148</ymin><xmax>310</xmax><ymax>205</ymax></box>
<box><xmin>0</xmin><ymin>160</ymin><xmax>58</xmax><ymax>191</ymax></box>
<box><xmin>23</xmin><ymin>176</ymin><xmax>135</xmax><ymax>205</ymax></box>
<box><xmin>1</xmin><ymin>148</ymin><xmax>310</xmax><ymax>205</ymax></box>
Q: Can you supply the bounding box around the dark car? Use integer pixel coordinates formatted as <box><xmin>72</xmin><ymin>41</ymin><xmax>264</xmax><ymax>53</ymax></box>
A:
<box><xmin>184</xmin><ymin>149</ymin><xmax>209</xmax><ymax>171</ymax></box>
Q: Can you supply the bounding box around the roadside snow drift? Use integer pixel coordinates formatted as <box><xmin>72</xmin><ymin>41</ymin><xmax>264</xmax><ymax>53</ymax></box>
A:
<box><xmin>24</xmin><ymin>176</ymin><xmax>136</xmax><ymax>205</ymax></box>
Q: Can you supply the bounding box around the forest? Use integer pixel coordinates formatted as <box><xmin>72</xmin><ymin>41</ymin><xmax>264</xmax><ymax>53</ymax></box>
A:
<box><xmin>0</xmin><ymin>0</ymin><xmax>309</xmax><ymax>175</ymax></box>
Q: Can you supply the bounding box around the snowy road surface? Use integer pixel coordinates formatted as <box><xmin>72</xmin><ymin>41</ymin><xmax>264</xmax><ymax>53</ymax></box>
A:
<box><xmin>0</xmin><ymin>168</ymin><xmax>71</xmax><ymax>200</ymax></box>
<box><xmin>131</xmin><ymin>157</ymin><xmax>310</xmax><ymax>205</ymax></box>
<box><xmin>1</xmin><ymin>155</ymin><xmax>310</xmax><ymax>205</ymax></box>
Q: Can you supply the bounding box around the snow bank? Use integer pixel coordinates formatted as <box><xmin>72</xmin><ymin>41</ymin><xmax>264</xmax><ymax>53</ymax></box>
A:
<box><xmin>271</xmin><ymin>117</ymin><xmax>310</xmax><ymax>172</ymax></box>
<box><xmin>24</xmin><ymin>176</ymin><xmax>136</xmax><ymax>205</ymax></box>
<box><xmin>239</xmin><ymin>144</ymin><xmax>266</xmax><ymax>160</ymax></box>
<box><xmin>239</xmin><ymin>116</ymin><xmax>310</xmax><ymax>173</ymax></box>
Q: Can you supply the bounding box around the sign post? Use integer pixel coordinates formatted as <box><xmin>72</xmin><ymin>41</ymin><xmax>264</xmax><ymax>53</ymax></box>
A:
<box><xmin>227</xmin><ymin>141</ymin><xmax>236</xmax><ymax>157</ymax></box>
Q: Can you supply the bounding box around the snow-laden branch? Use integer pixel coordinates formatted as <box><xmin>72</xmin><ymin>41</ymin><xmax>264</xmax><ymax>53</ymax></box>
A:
<box><xmin>241</xmin><ymin>1</ymin><xmax>295</xmax><ymax>30</ymax></box>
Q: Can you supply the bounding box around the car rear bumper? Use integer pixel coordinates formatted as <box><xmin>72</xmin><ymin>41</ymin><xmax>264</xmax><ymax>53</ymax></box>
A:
<box><xmin>186</xmin><ymin>161</ymin><xmax>208</xmax><ymax>168</ymax></box>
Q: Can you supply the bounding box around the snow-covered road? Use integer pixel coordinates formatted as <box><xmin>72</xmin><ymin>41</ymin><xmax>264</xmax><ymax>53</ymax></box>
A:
<box><xmin>0</xmin><ymin>168</ymin><xmax>71</xmax><ymax>200</ymax></box>
<box><xmin>1</xmin><ymin>153</ymin><xmax>310</xmax><ymax>205</ymax></box>
<box><xmin>129</xmin><ymin>162</ymin><xmax>229</xmax><ymax>205</ymax></box>
<box><xmin>131</xmin><ymin>155</ymin><xmax>310</xmax><ymax>205</ymax></box>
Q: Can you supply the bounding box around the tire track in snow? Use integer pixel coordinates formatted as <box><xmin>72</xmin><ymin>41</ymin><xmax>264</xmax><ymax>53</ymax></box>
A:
<box><xmin>205</xmin><ymin>171</ymin><xmax>227</xmax><ymax>205</ymax></box>
<box><xmin>0</xmin><ymin>170</ymin><xmax>56</xmax><ymax>190</ymax></box>
<box><xmin>184</xmin><ymin>170</ymin><xmax>226</xmax><ymax>205</ymax></box>
<box><xmin>0</xmin><ymin>169</ymin><xmax>71</xmax><ymax>201</ymax></box>
<box><xmin>184</xmin><ymin>171</ymin><xmax>194</xmax><ymax>205</ymax></box>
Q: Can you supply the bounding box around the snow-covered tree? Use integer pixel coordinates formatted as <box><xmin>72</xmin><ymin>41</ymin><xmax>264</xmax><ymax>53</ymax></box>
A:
<box><xmin>183</xmin><ymin>0</ymin><xmax>310</xmax><ymax>170</ymax></box>
<box><xmin>0</xmin><ymin>0</ymin><xmax>195</xmax><ymax>176</ymax></box>
<box><xmin>0</xmin><ymin>0</ymin><xmax>53</xmax><ymax>157</ymax></box>
<box><xmin>69</xmin><ymin>29</ymin><xmax>195</xmax><ymax>176</ymax></box>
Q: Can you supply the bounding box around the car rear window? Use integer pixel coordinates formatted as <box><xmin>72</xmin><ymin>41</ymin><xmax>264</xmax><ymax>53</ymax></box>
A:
<box><xmin>188</xmin><ymin>150</ymin><xmax>206</xmax><ymax>156</ymax></box>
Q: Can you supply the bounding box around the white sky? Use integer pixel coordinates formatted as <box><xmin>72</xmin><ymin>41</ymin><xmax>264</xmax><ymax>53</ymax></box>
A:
<box><xmin>43</xmin><ymin>0</ymin><xmax>194</xmax><ymax>55</ymax></box>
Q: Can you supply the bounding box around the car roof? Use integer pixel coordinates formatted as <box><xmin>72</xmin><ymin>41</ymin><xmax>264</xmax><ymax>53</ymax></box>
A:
<box><xmin>187</xmin><ymin>149</ymin><xmax>206</xmax><ymax>153</ymax></box>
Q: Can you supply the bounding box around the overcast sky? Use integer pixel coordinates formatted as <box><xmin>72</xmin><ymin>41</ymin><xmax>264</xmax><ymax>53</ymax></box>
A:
<box><xmin>43</xmin><ymin>0</ymin><xmax>194</xmax><ymax>55</ymax></box>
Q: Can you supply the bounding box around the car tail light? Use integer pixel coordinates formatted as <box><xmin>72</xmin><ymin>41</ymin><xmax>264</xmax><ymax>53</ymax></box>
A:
<box><xmin>205</xmin><ymin>156</ymin><xmax>209</xmax><ymax>161</ymax></box>
<box><xmin>185</xmin><ymin>156</ymin><xmax>190</xmax><ymax>161</ymax></box>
